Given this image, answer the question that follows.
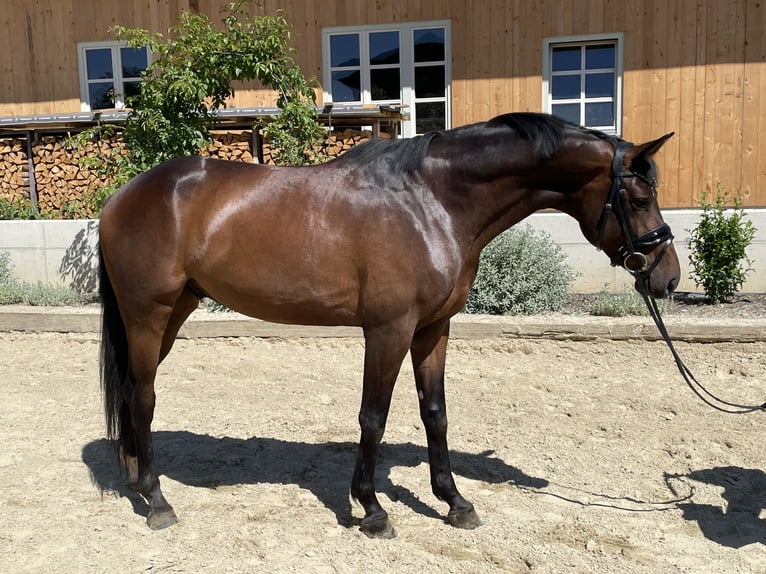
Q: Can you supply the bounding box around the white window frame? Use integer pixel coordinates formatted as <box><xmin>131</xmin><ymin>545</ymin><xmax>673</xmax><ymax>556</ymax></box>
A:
<box><xmin>77</xmin><ymin>41</ymin><xmax>152</xmax><ymax>112</ymax></box>
<box><xmin>322</xmin><ymin>21</ymin><xmax>451</xmax><ymax>138</ymax></box>
<box><xmin>542</xmin><ymin>33</ymin><xmax>623</xmax><ymax>135</ymax></box>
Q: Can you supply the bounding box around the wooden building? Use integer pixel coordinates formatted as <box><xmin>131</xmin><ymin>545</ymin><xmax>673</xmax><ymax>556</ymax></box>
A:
<box><xmin>1</xmin><ymin>0</ymin><xmax>764</xmax><ymax>208</ymax></box>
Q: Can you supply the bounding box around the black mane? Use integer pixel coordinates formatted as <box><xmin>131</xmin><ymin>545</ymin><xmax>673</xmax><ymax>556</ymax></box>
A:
<box><xmin>335</xmin><ymin>130</ymin><xmax>442</xmax><ymax>174</ymax></box>
<box><xmin>333</xmin><ymin>112</ymin><xmax>621</xmax><ymax>175</ymax></box>
<box><xmin>485</xmin><ymin>112</ymin><xmax>620</xmax><ymax>159</ymax></box>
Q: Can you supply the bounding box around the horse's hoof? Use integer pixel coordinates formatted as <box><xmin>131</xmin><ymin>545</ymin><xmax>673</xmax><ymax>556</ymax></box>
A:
<box><xmin>147</xmin><ymin>508</ymin><xmax>178</xmax><ymax>530</ymax></box>
<box><xmin>360</xmin><ymin>515</ymin><xmax>397</xmax><ymax>539</ymax></box>
<box><xmin>447</xmin><ymin>507</ymin><xmax>482</xmax><ymax>529</ymax></box>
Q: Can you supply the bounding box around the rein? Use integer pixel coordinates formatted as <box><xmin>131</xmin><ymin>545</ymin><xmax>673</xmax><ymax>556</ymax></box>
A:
<box><xmin>601</xmin><ymin>142</ymin><xmax>766</xmax><ymax>415</ymax></box>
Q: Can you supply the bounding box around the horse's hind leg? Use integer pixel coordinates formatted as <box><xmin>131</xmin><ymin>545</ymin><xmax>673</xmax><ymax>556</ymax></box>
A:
<box><xmin>120</xmin><ymin>288</ymin><xmax>199</xmax><ymax>489</ymax></box>
<box><xmin>122</xmin><ymin>301</ymin><xmax>179</xmax><ymax>530</ymax></box>
<box><xmin>410</xmin><ymin>319</ymin><xmax>481</xmax><ymax>529</ymax></box>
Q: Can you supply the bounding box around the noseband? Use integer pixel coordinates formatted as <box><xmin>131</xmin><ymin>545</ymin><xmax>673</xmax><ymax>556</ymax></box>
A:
<box><xmin>595</xmin><ymin>141</ymin><xmax>674</xmax><ymax>281</ymax></box>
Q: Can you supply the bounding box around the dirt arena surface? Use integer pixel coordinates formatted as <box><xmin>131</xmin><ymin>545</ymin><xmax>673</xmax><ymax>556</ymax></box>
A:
<box><xmin>1</xmin><ymin>332</ymin><xmax>765</xmax><ymax>573</ymax></box>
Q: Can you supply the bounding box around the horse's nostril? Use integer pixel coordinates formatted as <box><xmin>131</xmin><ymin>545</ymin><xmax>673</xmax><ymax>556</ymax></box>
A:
<box><xmin>667</xmin><ymin>277</ymin><xmax>678</xmax><ymax>293</ymax></box>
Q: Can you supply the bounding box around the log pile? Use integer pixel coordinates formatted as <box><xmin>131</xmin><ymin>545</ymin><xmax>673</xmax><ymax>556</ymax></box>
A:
<box><xmin>32</xmin><ymin>135</ymin><xmax>124</xmax><ymax>217</ymax></box>
<box><xmin>0</xmin><ymin>128</ymin><xmax>374</xmax><ymax>218</ymax></box>
<box><xmin>261</xmin><ymin>128</ymin><xmax>374</xmax><ymax>165</ymax></box>
<box><xmin>201</xmin><ymin>131</ymin><xmax>254</xmax><ymax>162</ymax></box>
<box><xmin>0</xmin><ymin>138</ymin><xmax>30</xmax><ymax>202</ymax></box>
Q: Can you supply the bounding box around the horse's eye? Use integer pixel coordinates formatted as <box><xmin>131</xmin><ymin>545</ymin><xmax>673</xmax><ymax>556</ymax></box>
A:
<box><xmin>631</xmin><ymin>197</ymin><xmax>651</xmax><ymax>209</ymax></box>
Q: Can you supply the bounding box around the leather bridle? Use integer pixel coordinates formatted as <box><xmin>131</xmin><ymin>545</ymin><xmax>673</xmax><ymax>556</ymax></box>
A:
<box><xmin>596</xmin><ymin>141</ymin><xmax>674</xmax><ymax>282</ymax></box>
<box><xmin>596</xmin><ymin>141</ymin><xmax>765</xmax><ymax>414</ymax></box>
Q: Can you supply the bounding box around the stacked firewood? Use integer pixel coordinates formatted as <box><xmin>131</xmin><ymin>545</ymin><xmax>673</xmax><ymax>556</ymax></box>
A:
<box><xmin>0</xmin><ymin>128</ymin><xmax>375</xmax><ymax>217</ymax></box>
<box><xmin>0</xmin><ymin>138</ymin><xmax>30</xmax><ymax>202</ymax></box>
<box><xmin>32</xmin><ymin>135</ymin><xmax>124</xmax><ymax>216</ymax></box>
<box><xmin>201</xmin><ymin>131</ymin><xmax>254</xmax><ymax>162</ymax></box>
<box><xmin>261</xmin><ymin>128</ymin><xmax>374</xmax><ymax>165</ymax></box>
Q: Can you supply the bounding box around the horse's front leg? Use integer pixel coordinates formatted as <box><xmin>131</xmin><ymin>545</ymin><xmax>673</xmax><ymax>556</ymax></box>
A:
<box><xmin>411</xmin><ymin>318</ymin><xmax>482</xmax><ymax>529</ymax></box>
<box><xmin>351</xmin><ymin>322</ymin><xmax>413</xmax><ymax>539</ymax></box>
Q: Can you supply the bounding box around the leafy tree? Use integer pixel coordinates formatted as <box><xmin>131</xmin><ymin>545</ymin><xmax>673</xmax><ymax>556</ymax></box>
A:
<box><xmin>76</xmin><ymin>0</ymin><xmax>325</xmax><ymax>210</ymax></box>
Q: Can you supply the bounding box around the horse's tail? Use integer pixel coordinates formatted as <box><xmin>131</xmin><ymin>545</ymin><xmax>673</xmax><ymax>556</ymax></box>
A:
<box><xmin>98</xmin><ymin>242</ymin><xmax>129</xmax><ymax>455</ymax></box>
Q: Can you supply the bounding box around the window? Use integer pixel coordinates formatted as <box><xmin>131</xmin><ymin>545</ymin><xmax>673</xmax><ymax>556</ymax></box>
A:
<box><xmin>77</xmin><ymin>41</ymin><xmax>151</xmax><ymax>111</ymax></box>
<box><xmin>542</xmin><ymin>34</ymin><xmax>623</xmax><ymax>135</ymax></box>
<box><xmin>323</xmin><ymin>21</ymin><xmax>450</xmax><ymax>138</ymax></box>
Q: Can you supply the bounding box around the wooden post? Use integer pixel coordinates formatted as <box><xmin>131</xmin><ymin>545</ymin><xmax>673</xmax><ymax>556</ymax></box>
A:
<box><xmin>25</xmin><ymin>131</ymin><xmax>38</xmax><ymax>208</ymax></box>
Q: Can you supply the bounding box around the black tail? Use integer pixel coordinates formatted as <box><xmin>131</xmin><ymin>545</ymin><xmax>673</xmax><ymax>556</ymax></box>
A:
<box><xmin>99</xmin><ymin>242</ymin><xmax>130</xmax><ymax>454</ymax></box>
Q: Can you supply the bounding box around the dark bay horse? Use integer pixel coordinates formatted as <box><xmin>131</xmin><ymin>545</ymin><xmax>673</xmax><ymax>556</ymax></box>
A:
<box><xmin>98</xmin><ymin>112</ymin><xmax>680</xmax><ymax>538</ymax></box>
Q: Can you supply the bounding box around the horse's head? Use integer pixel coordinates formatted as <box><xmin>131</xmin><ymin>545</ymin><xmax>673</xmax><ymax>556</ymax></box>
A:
<box><xmin>579</xmin><ymin>133</ymin><xmax>681</xmax><ymax>299</ymax></box>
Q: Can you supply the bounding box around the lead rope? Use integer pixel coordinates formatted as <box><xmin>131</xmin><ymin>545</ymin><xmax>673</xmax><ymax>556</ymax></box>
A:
<box><xmin>635</xmin><ymin>278</ymin><xmax>766</xmax><ymax>414</ymax></box>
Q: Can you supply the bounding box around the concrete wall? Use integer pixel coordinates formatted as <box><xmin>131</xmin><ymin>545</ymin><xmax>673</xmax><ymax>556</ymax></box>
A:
<box><xmin>0</xmin><ymin>210</ymin><xmax>763</xmax><ymax>294</ymax></box>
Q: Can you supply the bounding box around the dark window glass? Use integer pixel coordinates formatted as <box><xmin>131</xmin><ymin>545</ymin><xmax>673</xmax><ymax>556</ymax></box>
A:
<box><xmin>369</xmin><ymin>31</ymin><xmax>399</xmax><ymax>65</ymax></box>
<box><xmin>415</xmin><ymin>65</ymin><xmax>445</xmax><ymax>98</ymax></box>
<box><xmin>86</xmin><ymin>48</ymin><xmax>113</xmax><ymax>80</ymax></box>
<box><xmin>414</xmin><ymin>28</ymin><xmax>445</xmax><ymax>62</ymax></box>
<box><xmin>123</xmin><ymin>80</ymin><xmax>142</xmax><ymax>102</ymax></box>
<box><xmin>331</xmin><ymin>70</ymin><xmax>360</xmax><ymax>101</ymax></box>
<box><xmin>585</xmin><ymin>102</ymin><xmax>614</xmax><ymax>126</ymax></box>
<box><xmin>551</xmin><ymin>75</ymin><xmax>580</xmax><ymax>100</ymax></box>
<box><xmin>89</xmin><ymin>82</ymin><xmax>115</xmax><ymax>109</ymax></box>
<box><xmin>584</xmin><ymin>73</ymin><xmax>614</xmax><ymax>98</ymax></box>
<box><xmin>330</xmin><ymin>34</ymin><xmax>360</xmax><ymax>67</ymax></box>
<box><xmin>121</xmin><ymin>47</ymin><xmax>148</xmax><ymax>79</ymax></box>
<box><xmin>370</xmin><ymin>68</ymin><xmax>400</xmax><ymax>100</ymax></box>
<box><xmin>585</xmin><ymin>44</ymin><xmax>615</xmax><ymax>69</ymax></box>
<box><xmin>552</xmin><ymin>46</ymin><xmax>580</xmax><ymax>72</ymax></box>
<box><xmin>416</xmin><ymin>102</ymin><xmax>445</xmax><ymax>134</ymax></box>
<box><xmin>551</xmin><ymin>103</ymin><xmax>580</xmax><ymax>124</ymax></box>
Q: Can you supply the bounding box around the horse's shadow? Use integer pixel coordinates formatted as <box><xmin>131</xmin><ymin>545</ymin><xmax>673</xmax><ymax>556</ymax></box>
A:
<box><xmin>81</xmin><ymin>432</ymin><xmax>548</xmax><ymax>527</ymax></box>
<box><xmin>669</xmin><ymin>466</ymin><xmax>766</xmax><ymax>548</ymax></box>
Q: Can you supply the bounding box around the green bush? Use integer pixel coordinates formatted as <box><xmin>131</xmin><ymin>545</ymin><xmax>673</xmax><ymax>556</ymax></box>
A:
<box><xmin>688</xmin><ymin>188</ymin><xmax>756</xmax><ymax>303</ymax></box>
<box><xmin>464</xmin><ymin>226</ymin><xmax>575</xmax><ymax>315</ymax></box>
<box><xmin>590</xmin><ymin>285</ymin><xmax>667</xmax><ymax>317</ymax></box>
<box><xmin>0</xmin><ymin>251</ymin><xmax>80</xmax><ymax>306</ymax></box>
<box><xmin>0</xmin><ymin>196</ymin><xmax>41</xmax><ymax>220</ymax></box>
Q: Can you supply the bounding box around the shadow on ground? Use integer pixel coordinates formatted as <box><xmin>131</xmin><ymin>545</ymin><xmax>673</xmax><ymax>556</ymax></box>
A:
<box><xmin>82</xmin><ymin>431</ymin><xmax>548</xmax><ymax>528</ymax></box>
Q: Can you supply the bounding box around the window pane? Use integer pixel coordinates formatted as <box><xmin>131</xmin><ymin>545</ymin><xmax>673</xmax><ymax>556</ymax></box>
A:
<box><xmin>331</xmin><ymin>70</ymin><xmax>360</xmax><ymax>101</ymax></box>
<box><xmin>89</xmin><ymin>82</ymin><xmax>115</xmax><ymax>109</ymax></box>
<box><xmin>551</xmin><ymin>74</ymin><xmax>580</xmax><ymax>100</ymax></box>
<box><xmin>416</xmin><ymin>102</ymin><xmax>445</xmax><ymax>134</ymax></box>
<box><xmin>86</xmin><ymin>48</ymin><xmax>113</xmax><ymax>80</ymax></box>
<box><xmin>369</xmin><ymin>31</ymin><xmax>399</xmax><ymax>65</ymax></box>
<box><xmin>414</xmin><ymin>28</ymin><xmax>445</xmax><ymax>62</ymax></box>
<box><xmin>123</xmin><ymin>80</ymin><xmax>142</xmax><ymax>101</ymax></box>
<box><xmin>551</xmin><ymin>103</ymin><xmax>580</xmax><ymax>124</ymax></box>
<box><xmin>584</xmin><ymin>73</ymin><xmax>614</xmax><ymax>98</ymax></box>
<box><xmin>552</xmin><ymin>46</ymin><xmax>581</xmax><ymax>72</ymax></box>
<box><xmin>121</xmin><ymin>47</ymin><xmax>148</xmax><ymax>79</ymax></box>
<box><xmin>585</xmin><ymin>102</ymin><xmax>614</xmax><ymax>126</ymax></box>
<box><xmin>415</xmin><ymin>65</ymin><xmax>445</xmax><ymax>98</ymax></box>
<box><xmin>370</xmin><ymin>68</ymin><xmax>400</xmax><ymax>100</ymax></box>
<box><xmin>585</xmin><ymin>44</ymin><xmax>615</xmax><ymax>69</ymax></box>
<box><xmin>330</xmin><ymin>34</ymin><xmax>360</xmax><ymax>67</ymax></box>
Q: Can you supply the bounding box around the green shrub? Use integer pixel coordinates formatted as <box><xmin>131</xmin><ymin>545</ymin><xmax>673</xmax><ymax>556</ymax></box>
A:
<box><xmin>464</xmin><ymin>226</ymin><xmax>576</xmax><ymax>315</ymax></box>
<box><xmin>0</xmin><ymin>196</ymin><xmax>41</xmax><ymax>220</ymax></box>
<box><xmin>590</xmin><ymin>285</ymin><xmax>668</xmax><ymax>317</ymax></box>
<box><xmin>0</xmin><ymin>251</ymin><xmax>80</xmax><ymax>306</ymax></box>
<box><xmin>688</xmin><ymin>188</ymin><xmax>756</xmax><ymax>303</ymax></box>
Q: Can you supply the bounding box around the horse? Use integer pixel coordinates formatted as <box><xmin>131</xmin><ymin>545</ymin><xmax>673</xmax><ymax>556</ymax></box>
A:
<box><xmin>98</xmin><ymin>112</ymin><xmax>680</xmax><ymax>538</ymax></box>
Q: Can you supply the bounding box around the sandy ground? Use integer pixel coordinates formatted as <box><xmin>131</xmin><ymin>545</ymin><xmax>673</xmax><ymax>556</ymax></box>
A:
<box><xmin>1</xmin><ymin>332</ymin><xmax>765</xmax><ymax>573</ymax></box>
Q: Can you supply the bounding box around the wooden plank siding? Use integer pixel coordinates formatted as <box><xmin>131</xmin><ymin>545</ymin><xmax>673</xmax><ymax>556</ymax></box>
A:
<box><xmin>1</xmin><ymin>0</ymin><xmax>764</xmax><ymax>206</ymax></box>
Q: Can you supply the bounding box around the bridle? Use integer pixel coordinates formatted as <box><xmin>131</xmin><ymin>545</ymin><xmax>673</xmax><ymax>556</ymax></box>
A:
<box><xmin>595</xmin><ymin>141</ymin><xmax>674</xmax><ymax>282</ymax></box>
<box><xmin>595</xmin><ymin>141</ymin><xmax>765</xmax><ymax>414</ymax></box>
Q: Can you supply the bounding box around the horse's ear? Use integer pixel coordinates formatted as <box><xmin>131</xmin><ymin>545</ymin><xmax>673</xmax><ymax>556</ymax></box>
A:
<box><xmin>625</xmin><ymin>132</ymin><xmax>674</xmax><ymax>165</ymax></box>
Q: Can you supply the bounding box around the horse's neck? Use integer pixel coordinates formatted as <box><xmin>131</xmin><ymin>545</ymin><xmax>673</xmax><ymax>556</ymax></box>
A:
<box><xmin>431</xmin><ymin>134</ymin><xmax>608</xmax><ymax>254</ymax></box>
